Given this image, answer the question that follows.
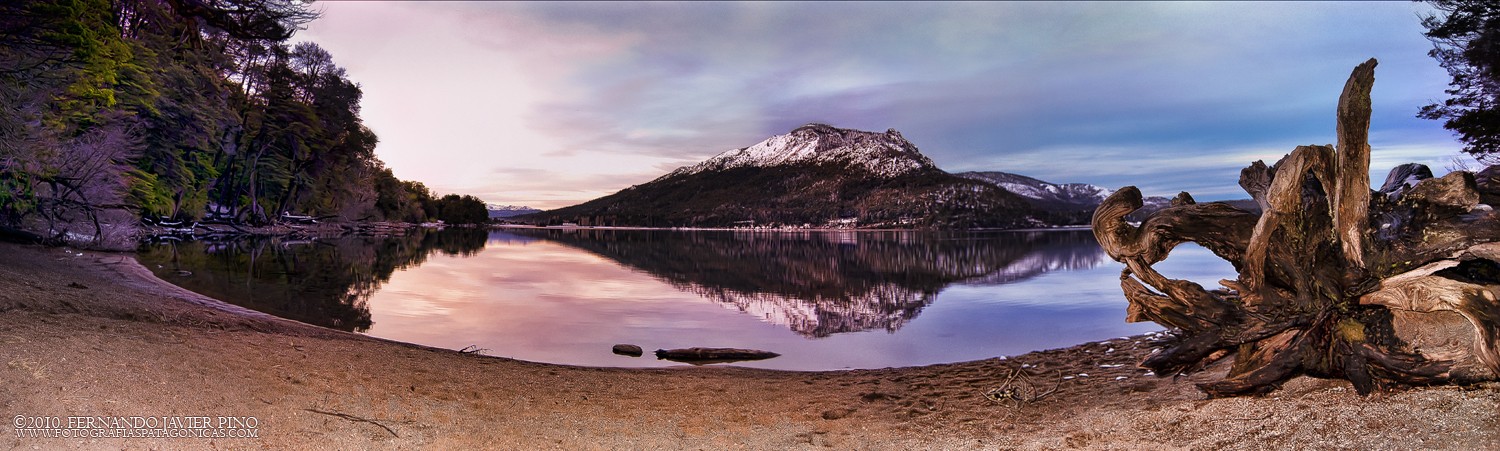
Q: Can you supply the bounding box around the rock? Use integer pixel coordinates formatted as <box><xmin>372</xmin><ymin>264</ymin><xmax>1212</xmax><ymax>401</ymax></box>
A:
<box><xmin>1378</xmin><ymin>163</ymin><xmax>1434</xmax><ymax>200</ymax></box>
<box><xmin>66</xmin><ymin>282</ymin><xmax>87</xmax><ymax>289</ymax></box>
<box><xmin>611</xmin><ymin>344</ymin><xmax>643</xmax><ymax>357</ymax></box>
<box><xmin>1476</xmin><ymin>164</ymin><xmax>1500</xmax><ymax>207</ymax></box>
<box><xmin>653</xmin><ymin>347</ymin><xmax>780</xmax><ymax>364</ymax></box>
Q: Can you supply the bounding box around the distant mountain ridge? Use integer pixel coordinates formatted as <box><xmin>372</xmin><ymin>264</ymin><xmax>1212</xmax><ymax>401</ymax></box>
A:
<box><xmin>488</xmin><ymin>204</ymin><xmax>541</xmax><ymax>219</ymax></box>
<box><xmin>956</xmin><ymin>171</ymin><xmax>1115</xmax><ymax>212</ymax></box>
<box><xmin>525</xmin><ymin>124</ymin><xmax>1039</xmax><ymax>229</ymax></box>
<box><xmin>952</xmin><ymin>170</ymin><xmax>1257</xmax><ymax>223</ymax></box>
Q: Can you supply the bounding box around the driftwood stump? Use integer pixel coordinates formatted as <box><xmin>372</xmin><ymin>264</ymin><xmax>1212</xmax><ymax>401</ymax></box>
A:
<box><xmin>1092</xmin><ymin>58</ymin><xmax>1500</xmax><ymax>396</ymax></box>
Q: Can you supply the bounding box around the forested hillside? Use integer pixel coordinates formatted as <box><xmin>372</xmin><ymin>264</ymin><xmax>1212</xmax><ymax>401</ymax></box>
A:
<box><xmin>0</xmin><ymin>0</ymin><xmax>475</xmax><ymax>246</ymax></box>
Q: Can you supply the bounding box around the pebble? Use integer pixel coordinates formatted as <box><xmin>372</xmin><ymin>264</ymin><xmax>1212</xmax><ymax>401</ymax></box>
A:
<box><xmin>611</xmin><ymin>344</ymin><xmax>644</xmax><ymax>357</ymax></box>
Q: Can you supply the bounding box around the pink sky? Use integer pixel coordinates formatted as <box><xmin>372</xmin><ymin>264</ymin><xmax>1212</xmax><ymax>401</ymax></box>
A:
<box><xmin>298</xmin><ymin>2</ymin><xmax>1465</xmax><ymax>209</ymax></box>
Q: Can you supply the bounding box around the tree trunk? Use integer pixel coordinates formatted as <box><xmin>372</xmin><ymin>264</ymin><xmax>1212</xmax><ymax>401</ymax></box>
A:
<box><xmin>1092</xmin><ymin>58</ymin><xmax>1500</xmax><ymax>396</ymax></box>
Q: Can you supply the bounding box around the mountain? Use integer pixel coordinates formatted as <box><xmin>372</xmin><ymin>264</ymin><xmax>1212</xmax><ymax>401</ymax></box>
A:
<box><xmin>957</xmin><ymin>170</ymin><xmax>1141</xmax><ymax>224</ymax></box>
<box><xmin>487</xmin><ymin>204</ymin><xmax>541</xmax><ymax>219</ymax></box>
<box><xmin>665</xmin><ymin>124</ymin><xmax>936</xmax><ymax>179</ymax></box>
<box><xmin>952</xmin><ymin>171</ymin><xmax>1253</xmax><ymax>223</ymax></box>
<box><xmin>956</xmin><ymin>171</ymin><xmax>1114</xmax><ymax>212</ymax></box>
<box><xmin>525</xmin><ymin>124</ymin><xmax>1039</xmax><ymax>229</ymax></box>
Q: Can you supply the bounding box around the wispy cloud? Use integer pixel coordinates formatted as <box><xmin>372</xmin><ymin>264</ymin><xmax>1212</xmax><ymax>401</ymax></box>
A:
<box><xmin>300</xmin><ymin>1</ymin><xmax>1462</xmax><ymax>209</ymax></box>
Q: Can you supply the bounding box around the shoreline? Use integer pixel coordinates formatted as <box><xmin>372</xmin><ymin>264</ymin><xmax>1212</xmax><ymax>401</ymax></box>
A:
<box><xmin>2</xmin><ymin>242</ymin><xmax>1497</xmax><ymax>449</ymax></box>
<box><xmin>494</xmin><ymin>224</ymin><xmax>1095</xmax><ymax>233</ymax></box>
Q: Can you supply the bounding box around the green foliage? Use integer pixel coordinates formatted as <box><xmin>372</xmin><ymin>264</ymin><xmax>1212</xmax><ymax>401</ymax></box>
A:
<box><xmin>36</xmin><ymin>0</ymin><xmax>156</xmax><ymax>131</ymax></box>
<box><xmin>1420</xmin><ymin>0</ymin><xmax>1500</xmax><ymax>163</ymax></box>
<box><xmin>434</xmin><ymin>194</ymin><xmax>489</xmax><ymax>225</ymax></box>
<box><xmin>373</xmin><ymin>168</ymin><xmax>434</xmax><ymax>222</ymax></box>
<box><xmin>0</xmin><ymin>0</ymin><xmax>458</xmax><ymax>231</ymax></box>
<box><xmin>125</xmin><ymin>167</ymin><xmax>173</xmax><ymax>217</ymax></box>
<box><xmin>0</xmin><ymin>172</ymin><xmax>37</xmax><ymax>224</ymax></box>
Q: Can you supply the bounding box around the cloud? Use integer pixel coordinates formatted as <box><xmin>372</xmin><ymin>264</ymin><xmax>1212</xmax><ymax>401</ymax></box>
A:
<box><xmin>300</xmin><ymin>1</ymin><xmax>1463</xmax><ymax>208</ymax></box>
<box><xmin>445</xmin><ymin>167</ymin><xmax>666</xmax><ymax>210</ymax></box>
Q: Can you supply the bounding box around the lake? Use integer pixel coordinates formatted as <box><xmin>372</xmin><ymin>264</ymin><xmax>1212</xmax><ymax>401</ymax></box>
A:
<box><xmin>137</xmin><ymin>227</ymin><xmax>1234</xmax><ymax>370</ymax></box>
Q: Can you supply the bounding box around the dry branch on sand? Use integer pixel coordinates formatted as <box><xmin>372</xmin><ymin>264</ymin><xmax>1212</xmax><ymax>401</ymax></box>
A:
<box><xmin>1092</xmin><ymin>58</ymin><xmax>1500</xmax><ymax>397</ymax></box>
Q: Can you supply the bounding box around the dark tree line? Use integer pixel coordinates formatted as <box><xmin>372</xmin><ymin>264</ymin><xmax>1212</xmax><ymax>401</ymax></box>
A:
<box><xmin>432</xmin><ymin>194</ymin><xmax>488</xmax><ymax>225</ymax></box>
<box><xmin>0</xmin><ymin>0</ymin><xmax>466</xmax><ymax>245</ymax></box>
<box><xmin>1421</xmin><ymin>0</ymin><xmax>1500</xmax><ymax>163</ymax></box>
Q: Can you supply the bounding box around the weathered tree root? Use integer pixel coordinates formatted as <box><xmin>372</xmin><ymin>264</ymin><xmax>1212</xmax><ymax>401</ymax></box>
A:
<box><xmin>1093</xmin><ymin>58</ymin><xmax>1500</xmax><ymax>396</ymax></box>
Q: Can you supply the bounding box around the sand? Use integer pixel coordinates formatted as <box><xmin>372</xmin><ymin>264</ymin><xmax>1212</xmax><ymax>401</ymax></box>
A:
<box><xmin>1</xmin><ymin>242</ymin><xmax>1496</xmax><ymax>450</ymax></box>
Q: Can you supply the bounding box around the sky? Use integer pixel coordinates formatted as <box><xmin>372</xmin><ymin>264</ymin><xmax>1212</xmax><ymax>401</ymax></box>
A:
<box><xmin>296</xmin><ymin>1</ymin><xmax>1467</xmax><ymax>209</ymax></box>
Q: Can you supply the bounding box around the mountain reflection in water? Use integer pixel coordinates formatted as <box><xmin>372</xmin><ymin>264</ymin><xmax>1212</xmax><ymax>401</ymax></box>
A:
<box><xmin>506</xmin><ymin>229</ymin><xmax>1106</xmax><ymax>337</ymax></box>
<box><xmin>136</xmin><ymin>227</ymin><xmax>1176</xmax><ymax>370</ymax></box>
<box><xmin>137</xmin><ymin>228</ymin><xmax>489</xmax><ymax>332</ymax></box>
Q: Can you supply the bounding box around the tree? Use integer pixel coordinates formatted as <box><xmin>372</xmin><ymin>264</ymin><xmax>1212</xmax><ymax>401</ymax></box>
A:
<box><xmin>1096</xmin><ymin>60</ymin><xmax>1500</xmax><ymax>396</ymax></box>
<box><xmin>1419</xmin><ymin>0</ymin><xmax>1500</xmax><ymax>163</ymax></box>
<box><xmin>0</xmin><ymin>0</ymin><xmax>148</xmax><ymax>246</ymax></box>
<box><xmin>0</xmin><ymin>0</ymin><xmax>470</xmax><ymax>245</ymax></box>
<box><xmin>435</xmin><ymin>194</ymin><xmax>488</xmax><ymax>225</ymax></box>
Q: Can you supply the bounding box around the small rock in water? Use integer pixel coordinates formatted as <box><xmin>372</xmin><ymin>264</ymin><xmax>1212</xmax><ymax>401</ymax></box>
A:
<box><xmin>611</xmin><ymin>344</ymin><xmax>644</xmax><ymax>357</ymax></box>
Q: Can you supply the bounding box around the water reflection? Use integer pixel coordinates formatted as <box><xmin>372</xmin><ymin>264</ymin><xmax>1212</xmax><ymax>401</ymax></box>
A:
<box><xmin>506</xmin><ymin>229</ymin><xmax>1106</xmax><ymax>337</ymax></box>
<box><xmin>137</xmin><ymin>227</ymin><xmax>1191</xmax><ymax>370</ymax></box>
<box><xmin>136</xmin><ymin>228</ymin><xmax>488</xmax><ymax>332</ymax></box>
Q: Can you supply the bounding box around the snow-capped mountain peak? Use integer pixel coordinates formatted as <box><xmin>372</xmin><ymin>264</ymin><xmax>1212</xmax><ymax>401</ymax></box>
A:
<box><xmin>956</xmin><ymin>171</ymin><xmax>1113</xmax><ymax>210</ymax></box>
<box><xmin>487</xmin><ymin>204</ymin><xmax>542</xmax><ymax>219</ymax></box>
<box><xmin>487</xmin><ymin>204</ymin><xmax>538</xmax><ymax>211</ymax></box>
<box><xmin>666</xmin><ymin>124</ymin><xmax>937</xmax><ymax>179</ymax></box>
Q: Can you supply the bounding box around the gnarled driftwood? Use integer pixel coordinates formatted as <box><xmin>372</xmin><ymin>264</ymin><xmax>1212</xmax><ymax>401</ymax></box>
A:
<box><xmin>1093</xmin><ymin>58</ymin><xmax>1500</xmax><ymax>396</ymax></box>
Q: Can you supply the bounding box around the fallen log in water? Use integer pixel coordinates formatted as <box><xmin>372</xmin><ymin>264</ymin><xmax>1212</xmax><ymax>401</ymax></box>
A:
<box><xmin>1092</xmin><ymin>58</ymin><xmax>1500</xmax><ymax>396</ymax></box>
<box><xmin>653</xmin><ymin>347</ymin><xmax>780</xmax><ymax>365</ymax></box>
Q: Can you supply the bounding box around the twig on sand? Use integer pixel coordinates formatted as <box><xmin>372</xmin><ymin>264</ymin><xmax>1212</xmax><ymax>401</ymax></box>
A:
<box><xmin>984</xmin><ymin>368</ymin><xmax>1064</xmax><ymax>409</ymax></box>
<box><xmin>304</xmin><ymin>408</ymin><xmax>399</xmax><ymax>438</ymax></box>
<box><xmin>458</xmin><ymin>345</ymin><xmax>489</xmax><ymax>356</ymax></box>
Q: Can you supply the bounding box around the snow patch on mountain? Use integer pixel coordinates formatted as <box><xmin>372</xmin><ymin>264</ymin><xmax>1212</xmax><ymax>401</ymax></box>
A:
<box><xmin>488</xmin><ymin>204</ymin><xmax>541</xmax><ymax>218</ymax></box>
<box><xmin>956</xmin><ymin>171</ymin><xmax>1113</xmax><ymax>209</ymax></box>
<box><xmin>666</xmin><ymin>124</ymin><xmax>937</xmax><ymax>179</ymax></box>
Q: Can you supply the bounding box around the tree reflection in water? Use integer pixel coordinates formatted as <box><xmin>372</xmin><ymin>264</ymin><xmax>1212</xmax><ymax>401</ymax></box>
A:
<box><xmin>136</xmin><ymin>228</ymin><xmax>488</xmax><ymax>332</ymax></box>
<box><xmin>509</xmin><ymin>229</ymin><xmax>1106</xmax><ymax>337</ymax></box>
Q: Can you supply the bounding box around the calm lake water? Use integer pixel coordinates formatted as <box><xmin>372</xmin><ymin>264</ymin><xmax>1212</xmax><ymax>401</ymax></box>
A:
<box><xmin>137</xmin><ymin>228</ymin><xmax>1234</xmax><ymax>370</ymax></box>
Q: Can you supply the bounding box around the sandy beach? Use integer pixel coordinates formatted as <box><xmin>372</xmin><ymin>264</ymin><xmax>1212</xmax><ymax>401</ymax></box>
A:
<box><xmin>1</xmin><ymin>242</ymin><xmax>1497</xmax><ymax>450</ymax></box>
